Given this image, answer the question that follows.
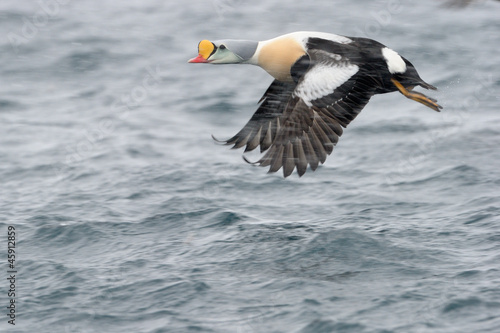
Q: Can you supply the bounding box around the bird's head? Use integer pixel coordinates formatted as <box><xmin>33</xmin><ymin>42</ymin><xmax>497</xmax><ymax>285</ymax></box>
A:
<box><xmin>188</xmin><ymin>39</ymin><xmax>258</xmax><ymax>64</ymax></box>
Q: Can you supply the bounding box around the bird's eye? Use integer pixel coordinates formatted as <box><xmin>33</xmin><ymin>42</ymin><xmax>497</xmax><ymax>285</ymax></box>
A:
<box><xmin>219</xmin><ymin>44</ymin><xmax>226</xmax><ymax>50</ymax></box>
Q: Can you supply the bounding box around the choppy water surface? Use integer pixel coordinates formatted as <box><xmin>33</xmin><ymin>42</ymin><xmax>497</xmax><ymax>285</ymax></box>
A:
<box><xmin>1</xmin><ymin>0</ymin><xmax>499</xmax><ymax>332</ymax></box>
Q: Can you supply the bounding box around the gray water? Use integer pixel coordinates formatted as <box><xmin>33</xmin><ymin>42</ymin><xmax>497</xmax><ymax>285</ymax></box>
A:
<box><xmin>1</xmin><ymin>0</ymin><xmax>499</xmax><ymax>332</ymax></box>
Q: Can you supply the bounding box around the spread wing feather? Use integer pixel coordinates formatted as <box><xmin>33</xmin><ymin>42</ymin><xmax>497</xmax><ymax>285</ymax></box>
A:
<box><xmin>214</xmin><ymin>42</ymin><xmax>378</xmax><ymax>177</ymax></box>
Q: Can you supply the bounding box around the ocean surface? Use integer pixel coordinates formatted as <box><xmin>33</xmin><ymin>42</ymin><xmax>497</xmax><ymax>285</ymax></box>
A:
<box><xmin>1</xmin><ymin>0</ymin><xmax>499</xmax><ymax>332</ymax></box>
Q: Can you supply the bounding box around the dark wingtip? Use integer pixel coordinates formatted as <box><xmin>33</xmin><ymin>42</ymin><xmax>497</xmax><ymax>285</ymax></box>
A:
<box><xmin>283</xmin><ymin>168</ymin><xmax>293</xmax><ymax>178</ymax></box>
<box><xmin>242</xmin><ymin>155</ymin><xmax>259</xmax><ymax>165</ymax></box>
<box><xmin>297</xmin><ymin>167</ymin><xmax>306</xmax><ymax>178</ymax></box>
<box><xmin>244</xmin><ymin>145</ymin><xmax>256</xmax><ymax>153</ymax></box>
<box><xmin>211</xmin><ymin>134</ymin><xmax>229</xmax><ymax>145</ymax></box>
<box><xmin>267</xmin><ymin>169</ymin><xmax>278</xmax><ymax>175</ymax></box>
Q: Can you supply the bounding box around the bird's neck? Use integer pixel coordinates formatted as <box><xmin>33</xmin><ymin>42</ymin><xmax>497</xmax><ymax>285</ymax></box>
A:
<box><xmin>249</xmin><ymin>36</ymin><xmax>307</xmax><ymax>82</ymax></box>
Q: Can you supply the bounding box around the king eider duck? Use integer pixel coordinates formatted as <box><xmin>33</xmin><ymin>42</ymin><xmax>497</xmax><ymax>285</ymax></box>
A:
<box><xmin>188</xmin><ymin>31</ymin><xmax>442</xmax><ymax>177</ymax></box>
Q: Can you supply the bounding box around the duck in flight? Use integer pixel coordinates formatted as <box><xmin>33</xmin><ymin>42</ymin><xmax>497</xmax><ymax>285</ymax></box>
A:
<box><xmin>188</xmin><ymin>31</ymin><xmax>442</xmax><ymax>177</ymax></box>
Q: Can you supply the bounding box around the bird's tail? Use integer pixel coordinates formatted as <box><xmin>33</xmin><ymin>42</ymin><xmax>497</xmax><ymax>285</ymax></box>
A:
<box><xmin>418</xmin><ymin>80</ymin><xmax>437</xmax><ymax>91</ymax></box>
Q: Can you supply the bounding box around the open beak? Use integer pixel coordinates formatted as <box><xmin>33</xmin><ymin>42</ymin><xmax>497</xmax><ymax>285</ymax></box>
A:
<box><xmin>188</xmin><ymin>54</ymin><xmax>209</xmax><ymax>63</ymax></box>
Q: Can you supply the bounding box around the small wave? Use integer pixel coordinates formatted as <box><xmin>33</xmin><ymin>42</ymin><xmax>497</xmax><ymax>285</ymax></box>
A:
<box><xmin>54</xmin><ymin>49</ymin><xmax>110</xmax><ymax>74</ymax></box>
<box><xmin>299</xmin><ymin>319</ymin><xmax>366</xmax><ymax>333</ymax></box>
<box><xmin>32</xmin><ymin>219</ymin><xmax>103</xmax><ymax>247</ymax></box>
<box><xmin>0</xmin><ymin>99</ymin><xmax>25</xmax><ymax>111</ymax></box>
<box><xmin>442</xmin><ymin>296</ymin><xmax>487</xmax><ymax>313</ymax></box>
<box><xmin>388</xmin><ymin>163</ymin><xmax>482</xmax><ymax>187</ymax></box>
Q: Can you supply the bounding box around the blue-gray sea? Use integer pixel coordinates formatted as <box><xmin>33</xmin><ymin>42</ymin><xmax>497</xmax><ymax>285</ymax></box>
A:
<box><xmin>1</xmin><ymin>0</ymin><xmax>499</xmax><ymax>332</ymax></box>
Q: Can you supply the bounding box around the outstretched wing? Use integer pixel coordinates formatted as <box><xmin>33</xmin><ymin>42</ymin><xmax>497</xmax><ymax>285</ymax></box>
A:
<box><xmin>216</xmin><ymin>47</ymin><xmax>378</xmax><ymax>177</ymax></box>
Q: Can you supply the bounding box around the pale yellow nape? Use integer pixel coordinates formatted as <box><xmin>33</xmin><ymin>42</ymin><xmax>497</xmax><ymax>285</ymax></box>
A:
<box><xmin>257</xmin><ymin>37</ymin><xmax>306</xmax><ymax>82</ymax></box>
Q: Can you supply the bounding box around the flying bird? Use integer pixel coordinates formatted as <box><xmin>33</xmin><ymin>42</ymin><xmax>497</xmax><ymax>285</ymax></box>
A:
<box><xmin>188</xmin><ymin>31</ymin><xmax>442</xmax><ymax>177</ymax></box>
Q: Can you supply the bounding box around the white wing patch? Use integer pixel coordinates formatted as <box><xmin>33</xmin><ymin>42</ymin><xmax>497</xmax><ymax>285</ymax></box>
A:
<box><xmin>294</xmin><ymin>62</ymin><xmax>359</xmax><ymax>106</ymax></box>
<box><xmin>382</xmin><ymin>47</ymin><xmax>407</xmax><ymax>74</ymax></box>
